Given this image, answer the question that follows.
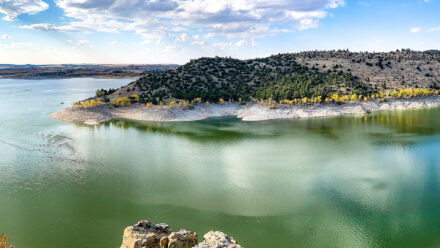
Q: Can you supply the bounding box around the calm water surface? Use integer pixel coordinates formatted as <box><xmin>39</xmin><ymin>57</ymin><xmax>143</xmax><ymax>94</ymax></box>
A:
<box><xmin>1</xmin><ymin>78</ymin><xmax>440</xmax><ymax>248</ymax></box>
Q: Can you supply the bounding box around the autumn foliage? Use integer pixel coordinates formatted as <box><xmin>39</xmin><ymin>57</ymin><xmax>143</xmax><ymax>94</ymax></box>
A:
<box><xmin>0</xmin><ymin>233</ymin><xmax>13</xmax><ymax>248</ymax></box>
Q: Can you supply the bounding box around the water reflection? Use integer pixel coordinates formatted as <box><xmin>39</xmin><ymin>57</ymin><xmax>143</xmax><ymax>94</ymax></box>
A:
<box><xmin>104</xmin><ymin>107</ymin><xmax>440</xmax><ymax>146</ymax></box>
<box><xmin>105</xmin><ymin>117</ymin><xmax>281</xmax><ymax>143</ymax></box>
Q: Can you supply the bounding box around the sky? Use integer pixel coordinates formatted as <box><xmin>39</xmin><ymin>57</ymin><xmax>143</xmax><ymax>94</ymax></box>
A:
<box><xmin>0</xmin><ymin>0</ymin><xmax>439</xmax><ymax>64</ymax></box>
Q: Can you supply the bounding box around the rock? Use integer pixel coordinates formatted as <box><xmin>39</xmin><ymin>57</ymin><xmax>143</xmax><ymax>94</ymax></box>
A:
<box><xmin>120</xmin><ymin>220</ymin><xmax>242</xmax><ymax>248</ymax></box>
<box><xmin>161</xmin><ymin>229</ymin><xmax>198</xmax><ymax>248</ymax></box>
<box><xmin>194</xmin><ymin>231</ymin><xmax>242</xmax><ymax>248</ymax></box>
<box><xmin>120</xmin><ymin>220</ymin><xmax>172</xmax><ymax>248</ymax></box>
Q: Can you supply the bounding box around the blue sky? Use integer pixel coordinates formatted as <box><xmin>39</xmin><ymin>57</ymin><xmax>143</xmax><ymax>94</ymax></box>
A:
<box><xmin>0</xmin><ymin>0</ymin><xmax>439</xmax><ymax>64</ymax></box>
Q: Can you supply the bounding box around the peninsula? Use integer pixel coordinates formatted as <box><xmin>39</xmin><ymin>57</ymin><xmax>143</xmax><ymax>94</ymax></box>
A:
<box><xmin>52</xmin><ymin>50</ymin><xmax>440</xmax><ymax>124</ymax></box>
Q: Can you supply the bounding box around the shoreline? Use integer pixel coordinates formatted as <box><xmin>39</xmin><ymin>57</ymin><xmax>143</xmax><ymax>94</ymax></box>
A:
<box><xmin>51</xmin><ymin>96</ymin><xmax>440</xmax><ymax>125</ymax></box>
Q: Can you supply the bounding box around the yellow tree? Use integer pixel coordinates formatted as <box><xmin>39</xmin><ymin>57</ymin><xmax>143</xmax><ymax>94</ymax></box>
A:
<box><xmin>121</xmin><ymin>97</ymin><xmax>131</xmax><ymax>105</ymax></box>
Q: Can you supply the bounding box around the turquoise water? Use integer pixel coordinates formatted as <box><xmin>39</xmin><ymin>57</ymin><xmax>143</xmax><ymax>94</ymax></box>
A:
<box><xmin>1</xmin><ymin>78</ymin><xmax>440</xmax><ymax>248</ymax></box>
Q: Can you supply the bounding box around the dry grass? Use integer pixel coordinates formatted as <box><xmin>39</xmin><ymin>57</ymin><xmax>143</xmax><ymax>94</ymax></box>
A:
<box><xmin>0</xmin><ymin>233</ymin><xmax>14</xmax><ymax>248</ymax></box>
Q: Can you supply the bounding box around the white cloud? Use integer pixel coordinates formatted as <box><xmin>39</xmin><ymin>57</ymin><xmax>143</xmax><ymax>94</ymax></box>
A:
<box><xmin>327</xmin><ymin>0</ymin><xmax>345</xmax><ymax>8</ymax></box>
<box><xmin>428</xmin><ymin>26</ymin><xmax>440</xmax><ymax>32</ymax></box>
<box><xmin>109</xmin><ymin>41</ymin><xmax>118</xmax><ymax>46</ymax></box>
<box><xmin>235</xmin><ymin>40</ymin><xmax>247</xmax><ymax>47</ymax></box>
<box><xmin>212</xmin><ymin>41</ymin><xmax>234</xmax><ymax>50</ymax></box>
<box><xmin>140</xmin><ymin>39</ymin><xmax>152</xmax><ymax>44</ymax></box>
<box><xmin>410</xmin><ymin>27</ymin><xmax>421</xmax><ymax>33</ymax></box>
<box><xmin>20</xmin><ymin>23</ymin><xmax>102</xmax><ymax>32</ymax></box>
<box><xmin>19</xmin><ymin>0</ymin><xmax>344</xmax><ymax>43</ymax></box>
<box><xmin>298</xmin><ymin>19</ymin><xmax>320</xmax><ymax>30</ymax></box>
<box><xmin>0</xmin><ymin>0</ymin><xmax>48</xmax><ymax>21</ymax></box>
<box><xmin>191</xmin><ymin>41</ymin><xmax>205</xmax><ymax>46</ymax></box>
<box><xmin>6</xmin><ymin>42</ymin><xmax>32</xmax><ymax>48</ymax></box>
<box><xmin>1</xmin><ymin>34</ymin><xmax>12</xmax><ymax>40</ymax></box>
<box><xmin>63</xmin><ymin>39</ymin><xmax>88</xmax><ymax>48</ymax></box>
<box><xmin>175</xmin><ymin>33</ymin><xmax>189</xmax><ymax>43</ymax></box>
<box><xmin>76</xmin><ymin>40</ymin><xmax>88</xmax><ymax>46</ymax></box>
<box><xmin>20</xmin><ymin>23</ymin><xmax>58</xmax><ymax>31</ymax></box>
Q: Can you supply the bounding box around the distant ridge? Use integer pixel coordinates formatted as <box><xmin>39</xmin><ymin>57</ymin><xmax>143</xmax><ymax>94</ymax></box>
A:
<box><xmin>0</xmin><ymin>64</ymin><xmax>179</xmax><ymax>78</ymax></box>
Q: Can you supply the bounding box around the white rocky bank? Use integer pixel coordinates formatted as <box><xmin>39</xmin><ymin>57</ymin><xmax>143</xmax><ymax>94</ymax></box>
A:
<box><xmin>51</xmin><ymin>96</ymin><xmax>440</xmax><ymax>125</ymax></box>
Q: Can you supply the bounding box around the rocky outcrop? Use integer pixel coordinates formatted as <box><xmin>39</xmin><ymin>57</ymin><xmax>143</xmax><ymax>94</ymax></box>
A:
<box><xmin>194</xmin><ymin>231</ymin><xmax>242</xmax><ymax>248</ymax></box>
<box><xmin>120</xmin><ymin>220</ymin><xmax>241</xmax><ymax>248</ymax></box>
<box><xmin>163</xmin><ymin>229</ymin><xmax>198</xmax><ymax>248</ymax></box>
<box><xmin>121</xmin><ymin>220</ymin><xmax>172</xmax><ymax>248</ymax></box>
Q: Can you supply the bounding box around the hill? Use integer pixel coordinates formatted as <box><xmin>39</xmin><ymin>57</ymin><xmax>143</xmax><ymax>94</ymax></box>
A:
<box><xmin>106</xmin><ymin>50</ymin><xmax>440</xmax><ymax>104</ymax></box>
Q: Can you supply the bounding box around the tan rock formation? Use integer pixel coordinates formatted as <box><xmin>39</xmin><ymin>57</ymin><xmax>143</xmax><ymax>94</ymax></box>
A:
<box><xmin>161</xmin><ymin>229</ymin><xmax>198</xmax><ymax>248</ymax></box>
<box><xmin>120</xmin><ymin>220</ymin><xmax>171</xmax><ymax>248</ymax></box>
<box><xmin>194</xmin><ymin>231</ymin><xmax>242</xmax><ymax>248</ymax></box>
<box><xmin>120</xmin><ymin>221</ymin><xmax>242</xmax><ymax>248</ymax></box>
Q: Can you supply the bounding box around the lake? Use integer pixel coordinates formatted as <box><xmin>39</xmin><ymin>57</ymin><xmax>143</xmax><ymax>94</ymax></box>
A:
<box><xmin>1</xmin><ymin>78</ymin><xmax>440</xmax><ymax>248</ymax></box>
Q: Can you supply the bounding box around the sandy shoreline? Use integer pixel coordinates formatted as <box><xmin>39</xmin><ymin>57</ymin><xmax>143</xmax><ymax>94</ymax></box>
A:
<box><xmin>51</xmin><ymin>96</ymin><xmax>440</xmax><ymax>125</ymax></box>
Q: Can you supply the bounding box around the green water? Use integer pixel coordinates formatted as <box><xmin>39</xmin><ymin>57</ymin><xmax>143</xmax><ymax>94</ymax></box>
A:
<box><xmin>1</xmin><ymin>78</ymin><xmax>440</xmax><ymax>248</ymax></box>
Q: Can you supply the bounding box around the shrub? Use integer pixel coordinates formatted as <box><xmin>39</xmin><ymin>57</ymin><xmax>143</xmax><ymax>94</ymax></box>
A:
<box><xmin>0</xmin><ymin>233</ymin><xmax>13</xmax><ymax>248</ymax></box>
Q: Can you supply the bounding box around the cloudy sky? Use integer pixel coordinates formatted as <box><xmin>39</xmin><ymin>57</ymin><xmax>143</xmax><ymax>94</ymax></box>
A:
<box><xmin>0</xmin><ymin>0</ymin><xmax>439</xmax><ymax>64</ymax></box>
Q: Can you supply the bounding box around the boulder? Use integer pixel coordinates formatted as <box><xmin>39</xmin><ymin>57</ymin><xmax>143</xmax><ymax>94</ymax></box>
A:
<box><xmin>161</xmin><ymin>229</ymin><xmax>198</xmax><ymax>248</ymax></box>
<box><xmin>193</xmin><ymin>231</ymin><xmax>242</xmax><ymax>248</ymax></box>
<box><xmin>120</xmin><ymin>220</ymin><xmax>172</xmax><ymax>248</ymax></box>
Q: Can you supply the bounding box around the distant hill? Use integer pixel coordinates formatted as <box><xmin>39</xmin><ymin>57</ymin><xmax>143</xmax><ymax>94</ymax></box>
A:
<box><xmin>0</xmin><ymin>64</ymin><xmax>179</xmax><ymax>78</ymax></box>
<box><xmin>107</xmin><ymin>50</ymin><xmax>440</xmax><ymax>103</ymax></box>
<box><xmin>293</xmin><ymin>49</ymin><xmax>440</xmax><ymax>89</ymax></box>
